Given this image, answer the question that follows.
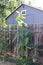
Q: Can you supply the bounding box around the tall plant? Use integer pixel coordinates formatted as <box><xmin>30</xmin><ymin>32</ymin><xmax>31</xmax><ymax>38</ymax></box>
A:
<box><xmin>13</xmin><ymin>11</ymin><xmax>32</xmax><ymax>57</ymax></box>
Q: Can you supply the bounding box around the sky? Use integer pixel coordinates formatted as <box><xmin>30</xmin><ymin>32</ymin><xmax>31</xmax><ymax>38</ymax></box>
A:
<box><xmin>25</xmin><ymin>0</ymin><xmax>43</xmax><ymax>8</ymax></box>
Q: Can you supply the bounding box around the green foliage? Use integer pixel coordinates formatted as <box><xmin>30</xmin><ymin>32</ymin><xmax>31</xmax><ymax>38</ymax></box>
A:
<box><xmin>13</xmin><ymin>26</ymin><xmax>33</xmax><ymax>57</ymax></box>
<box><xmin>13</xmin><ymin>10</ymin><xmax>33</xmax><ymax>57</ymax></box>
<box><xmin>0</xmin><ymin>0</ymin><xmax>21</xmax><ymax>27</ymax></box>
<box><xmin>0</xmin><ymin>0</ymin><xmax>22</xmax><ymax>56</ymax></box>
<box><xmin>0</xmin><ymin>29</ymin><xmax>9</xmax><ymax>55</ymax></box>
<box><xmin>16</xmin><ymin>11</ymin><xmax>25</xmax><ymax>26</ymax></box>
<box><xmin>0</xmin><ymin>56</ymin><xmax>41</xmax><ymax>65</ymax></box>
<box><xmin>14</xmin><ymin>58</ymin><xmax>41</xmax><ymax>65</ymax></box>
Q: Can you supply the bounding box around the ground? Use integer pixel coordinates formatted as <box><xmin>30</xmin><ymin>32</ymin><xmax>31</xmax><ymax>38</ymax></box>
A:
<box><xmin>0</xmin><ymin>61</ymin><xmax>16</xmax><ymax>65</ymax></box>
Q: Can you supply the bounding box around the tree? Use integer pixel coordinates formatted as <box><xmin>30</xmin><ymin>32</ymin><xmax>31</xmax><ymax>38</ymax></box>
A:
<box><xmin>0</xmin><ymin>0</ymin><xmax>21</xmax><ymax>28</ymax></box>
<box><xmin>0</xmin><ymin>0</ymin><xmax>22</xmax><ymax>56</ymax></box>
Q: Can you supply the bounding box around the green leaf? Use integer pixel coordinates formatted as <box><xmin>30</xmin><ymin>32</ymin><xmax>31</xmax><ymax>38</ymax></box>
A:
<box><xmin>17</xmin><ymin>20</ymin><xmax>24</xmax><ymax>26</ymax></box>
<box><xmin>27</xmin><ymin>44</ymin><xmax>38</xmax><ymax>48</ymax></box>
<box><xmin>16</xmin><ymin>43</ymin><xmax>20</xmax><ymax>50</ymax></box>
<box><xmin>20</xmin><ymin>15</ymin><xmax>25</xmax><ymax>19</ymax></box>
<box><xmin>25</xmin><ymin>38</ymin><xmax>29</xmax><ymax>45</ymax></box>
<box><xmin>20</xmin><ymin>38</ymin><xmax>25</xmax><ymax>45</ymax></box>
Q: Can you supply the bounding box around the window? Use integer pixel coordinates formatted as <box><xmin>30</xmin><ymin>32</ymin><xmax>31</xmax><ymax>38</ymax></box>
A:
<box><xmin>21</xmin><ymin>10</ymin><xmax>26</xmax><ymax>15</ymax></box>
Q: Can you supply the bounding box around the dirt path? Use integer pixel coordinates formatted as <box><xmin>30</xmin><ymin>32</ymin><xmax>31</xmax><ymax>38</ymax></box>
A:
<box><xmin>0</xmin><ymin>61</ymin><xmax>16</xmax><ymax>65</ymax></box>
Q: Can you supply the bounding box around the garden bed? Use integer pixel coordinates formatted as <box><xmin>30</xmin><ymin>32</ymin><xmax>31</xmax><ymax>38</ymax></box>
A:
<box><xmin>0</xmin><ymin>56</ymin><xmax>42</xmax><ymax>65</ymax></box>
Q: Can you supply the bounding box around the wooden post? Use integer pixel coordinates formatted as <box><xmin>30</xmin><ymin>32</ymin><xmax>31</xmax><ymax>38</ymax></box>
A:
<box><xmin>9</xmin><ymin>25</ymin><xmax>12</xmax><ymax>53</ymax></box>
<box><xmin>34</xmin><ymin>25</ymin><xmax>36</xmax><ymax>59</ymax></box>
<box><xmin>17</xmin><ymin>25</ymin><xmax>19</xmax><ymax>56</ymax></box>
<box><xmin>26</xmin><ymin>46</ymin><xmax>28</xmax><ymax>59</ymax></box>
<box><xmin>34</xmin><ymin>24</ymin><xmax>38</xmax><ymax>59</ymax></box>
<box><xmin>9</xmin><ymin>25</ymin><xmax>11</xmax><ymax>44</ymax></box>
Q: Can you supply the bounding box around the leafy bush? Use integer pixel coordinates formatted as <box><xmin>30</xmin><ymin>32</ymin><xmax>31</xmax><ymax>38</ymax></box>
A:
<box><xmin>0</xmin><ymin>29</ymin><xmax>9</xmax><ymax>55</ymax></box>
<box><xmin>14</xmin><ymin>58</ymin><xmax>41</xmax><ymax>65</ymax></box>
<box><xmin>0</xmin><ymin>56</ymin><xmax>41</xmax><ymax>65</ymax></box>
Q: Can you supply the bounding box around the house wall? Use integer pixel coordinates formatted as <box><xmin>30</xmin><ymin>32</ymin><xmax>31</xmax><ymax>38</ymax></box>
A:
<box><xmin>6</xmin><ymin>4</ymin><xmax>43</xmax><ymax>25</ymax></box>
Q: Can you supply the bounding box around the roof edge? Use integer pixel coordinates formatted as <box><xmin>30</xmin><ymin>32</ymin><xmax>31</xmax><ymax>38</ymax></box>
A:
<box><xmin>6</xmin><ymin>3</ymin><xmax>43</xmax><ymax>20</ymax></box>
<box><xmin>6</xmin><ymin>4</ymin><xmax>23</xmax><ymax>20</ymax></box>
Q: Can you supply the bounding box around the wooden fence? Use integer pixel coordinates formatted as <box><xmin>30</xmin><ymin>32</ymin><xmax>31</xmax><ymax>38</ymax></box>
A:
<box><xmin>0</xmin><ymin>24</ymin><xmax>43</xmax><ymax>57</ymax></box>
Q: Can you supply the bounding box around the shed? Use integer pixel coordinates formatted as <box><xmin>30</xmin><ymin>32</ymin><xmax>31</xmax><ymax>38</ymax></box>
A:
<box><xmin>6</xmin><ymin>3</ymin><xmax>43</xmax><ymax>63</ymax></box>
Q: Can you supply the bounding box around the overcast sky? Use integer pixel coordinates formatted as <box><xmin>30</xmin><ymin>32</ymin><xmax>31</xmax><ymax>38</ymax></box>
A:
<box><xmin>25</xmin><ymin>0</ymin><xmax>43</xmax><ymax>8</ymax></box>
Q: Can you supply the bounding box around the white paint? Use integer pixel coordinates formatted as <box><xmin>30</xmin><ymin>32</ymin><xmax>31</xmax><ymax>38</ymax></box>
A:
<box><xmin>21</xmin><ymin>10</ymin><xmax>26</xmax><ymax>15</ymax></box>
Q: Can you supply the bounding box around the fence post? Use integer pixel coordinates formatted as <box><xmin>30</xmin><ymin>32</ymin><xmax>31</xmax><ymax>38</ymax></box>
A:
<box><xmin>17</xmin><ymin>25</ymin><xmax>19</xmax><ymax>56</ymax></box>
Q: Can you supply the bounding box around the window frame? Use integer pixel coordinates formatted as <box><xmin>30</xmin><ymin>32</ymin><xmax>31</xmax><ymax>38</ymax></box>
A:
<box><xmin>21</xmin><ymin>10</ymin><xmax>26</xmax><ymax>15</ymax></box>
